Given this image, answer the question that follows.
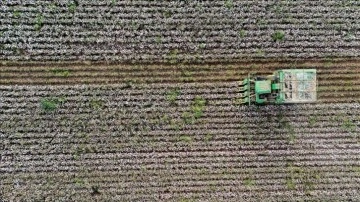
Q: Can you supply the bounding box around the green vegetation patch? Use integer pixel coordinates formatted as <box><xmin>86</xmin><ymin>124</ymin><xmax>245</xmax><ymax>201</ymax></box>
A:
<box><xmin>50</xmin><ymin>68</ymin><xmax>71</xmax><ymax>77</ymax></box>
<box><xmin>239</xmin><ymin>29</ymin><xmax>246</xmax><ymax>38</ymax></box>
<box><xmin>40</xmin><ymin>97</ymin><xmax>66</xmax><ymax>112</ymax></box>
<box><xmin>182</xmin><ymin>112</ymin><xmax>195</xmax><ymax>124</ymax></box>
<box><xmin>68</xmin><ymin>1</ymin><xmax>78</xmax><ymax>13</ymax></box>
<box><xmin>286</xmin><ymin>164</ymin><xmax>322</xmax><ymax>195</ymax></box>
<box><xmin>89</xmin><ymin>98</ymin><xmax>104</xmax><ymax>110</ymax></box>
<box><xmin>308</xmin><ymin>115</ymin><xmax>318</xmax><ymax>127</ymax></box>
<box><xmin>351</xmin><ymin>166</ymin><xmax>360</xmax><ymax>174</ymax></box>
<box><xmin>204</xmin><ymin>133</ymin><xmax>214</xmax><ymax>143</ymax></box>
<box><xmin>272</xmin><ymin>30</ymin><xmax>285</xmax><ymax>41</ymax></box>
<box><xmin>170</xmin><ymin>118</ymin><xmax>182</xmax><ymax>131</ymax></box>
<box><xmin>180</xmin><ymin>69</ymin><xmax>194</xmax><ymax>82</ymax></box>
<box><xmin>244</xmin><ymin>177</ymin><xmax>255</xmax><ymax>187</ymax></box>
<box><xmin>179</xmin><ymin>135</ymin><xmax>192</xmax><ymax>143</ymax></box>
<box><xmin>191</xmin><ymin>96</ymin><xmax>206</xmax><ymax>118</ymax></box>
<box><xmin>34</xmin><ymin>14</ymin><xmax>44</xmax><ymax>31</ymax></box>
<box><xmin>341</xmin><ymin>117</ymin><xmax>356</xmax><ymax>133</ymax></box>
<box><xmin>167</xmin><ymin>49</ymin><xmax>179</xmax><ymax>64</ymax></box>
<box><xmin>286</xmin><ymin>178</ymin><xmax>296</xmax><ymax>190</ymax></box>
<box><xmin>13</xmin><ymin>10</ymin><xmax>21</xmax><ymax>18</ymax></box>
<box><xmin>111</xmin><ymin>0</ymin><xmax>117</xmax><ymax>6</ymax></box>
<box><xmin>180</xmin><ymin>96</ymin><xmax>206</xmax><ymax>126</ymax></box>
<box><xmin>166</xmin><ymin>88</ymin><xmax>180</xmax><ymax>105</ymax></box>
<box><xmin>224</xmin><ymin>0</ymin><xmax>233</xmax><ymax>9</ymax></box>
<box><xmin>73</xmin><ymin>177</ymin><xmax>86</xmax><ymax>186</ymax></box>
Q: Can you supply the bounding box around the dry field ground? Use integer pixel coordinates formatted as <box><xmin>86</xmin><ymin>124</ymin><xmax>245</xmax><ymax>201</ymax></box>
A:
<box><xmin>1</xmin><ymin>0</ymin><xmax>360</xmax><ymax>201</ymax></box>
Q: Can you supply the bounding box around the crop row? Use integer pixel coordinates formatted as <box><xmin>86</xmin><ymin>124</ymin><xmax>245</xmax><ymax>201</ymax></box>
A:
<box><xmin>2</xmin><ymin>149</ymin><xmax>359</xmax><ymax>170</ymax></box>
<box><xmin>1</xmin><ymin>69</ymin><xmax>360</xmax><ymax>82</ymax></box>
<box><xmin>1</xmin><ymin>1</ymin><xmax>360</xmax><ymax>61</ymax></box>
<box><xmin>0</xmin><ymin>63</ymin><xmax>359</xmax><ymax>105</ymax></box>
<box><xmin>1</xmin><ymin>61</ymin><xmax>360</xmax><ymax>71</ymax></box>
<box><xmin>1</xmin><ymin>82</ymin><xmax>359</xmax><ymax>200</ymax></box>
<box><xmin>0</xmin><ymin>83</ymin><xmax>358</xmax><ymax>110</ymax></box>
<box><xmin>2</xmin><ymin>173</ymin><xmax>358</xmax><ymax>192</ymax></box>
<box><xmin>0</xmin><ymin>82</ymin><xmax>357</xmax><ymax>111</ymax></box>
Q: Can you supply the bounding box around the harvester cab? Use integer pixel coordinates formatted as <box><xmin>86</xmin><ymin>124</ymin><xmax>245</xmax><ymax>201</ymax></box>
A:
<box><xmin>239</xmin><ymin>69</ymin><xmax>317</xmax><ymax>105</ymax></box>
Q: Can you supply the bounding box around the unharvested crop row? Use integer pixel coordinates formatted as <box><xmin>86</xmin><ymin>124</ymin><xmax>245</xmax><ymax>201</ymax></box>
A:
<box><xmin>1</xmin><ymin>1</ymin><xmax>360</xmax><ymax>62</ymax></box>
<box><xmin>1</xmin><ymin>84</ymin><xmax>356</xmax><ymax>111</ymax></box>
<box><xmin>1</xmin><ymin>181</ymin><xmax>357</xmax><ymax>202</ymax></box>
<box><xmin>1</xmin><ymin>110</ymin><xmax>357</xmax><ymax>129</ymax></box>
<box><xmin>1</xmin><ymin>84</ymin><xmax>358</xmax><ymax>120</ymax></box>
<box><xmin>1</xmin><ymin>102</ymin><xmax>358</xmax><ymax>132</ymax></box>
<box><xmin>2</xmin><ymin>128</ymin><xmax>357</xmax><ymax>148</ymax></box>
<box><xmin>2</xmin><ymin>119</ymin><xmax>356</xmax><ymax>139</ymax></box>
<box><xmin>2</xmin><ymin>155</ymin><xmax>359</xmax><ymax>179</ymax></box>
<box><xmin>2</xmin><ymin>138</ymin><xmax>358</xmax><ymax>161</ymax></box>
<box><xmin>1</xmin><ymin>61</ymin><xmax>360</xmax><ymax>72</ymax></box>
<box><xmin>3</xmin><ymin>147</ymin><xmax>358</xmax><ymax>164</ymax></box>
<box><xmin>2</xmin><ymin>171</ymin><xmax>358</xmax><ymax>197</ymax></box>
<box><xmin>0</xmin><ymin>103</ymin><xmax>355</xmax><ymax>119</ymax></box>
<box><xmin>31</xmin><ymin>180</ymin><xmax>357</xmax><ymax>195</ymax></box>
<box><xmin>2</xmin><ymin>133</ymin><xmax>358</xmax><ymax>160</ymax></box>
<box><xmin>2</xmin><ymin>174</ymin><xmax>359</xmax><ymax>200</ymax></box>
<box><xmin>1</xmin><ymin>85</ymin><xmax>359</xmax><ymax>200</ymax></box>
<box><xmin>5</xmin><ymin>138</ymin><xmax>356</xmax><ymax>155</ymax></box>
<box><xmin>0</xmin><ymin>81</ymin><xmax>358</xmax><ymax>104</ymax></box>
<box><xmin>1</xmin><ymin>164</ymin><xmax>355</xmax><ymax>181</ymax></box>
<box><xmin>1</xmin><ymin>86</ymin><xmax>359</xmax><ymax>115</ymax></box>
<box><xmin>6</xmin><ymin>178</ymin><xmax>356</xmax><ymax>196</ymax></box>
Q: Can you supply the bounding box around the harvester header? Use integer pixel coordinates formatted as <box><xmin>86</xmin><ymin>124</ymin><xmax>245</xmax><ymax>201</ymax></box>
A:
<box><xmin>240</xmin><ymin>69</ymin><xmax>317</xmax><ymax>105</ymax></box>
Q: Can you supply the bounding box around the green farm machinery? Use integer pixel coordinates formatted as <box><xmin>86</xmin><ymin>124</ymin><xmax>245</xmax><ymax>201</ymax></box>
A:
<box><xmin>239</xmin><ymin>69</ymin><xmax>317</xmax><ymax>105</ymax></box>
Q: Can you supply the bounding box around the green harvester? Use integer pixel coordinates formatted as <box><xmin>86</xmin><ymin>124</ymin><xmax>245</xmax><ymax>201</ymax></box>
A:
<box><xmin>240</xmin><ymin>69</ymin><xmax>317</xmax><ymax>105</ymax></box>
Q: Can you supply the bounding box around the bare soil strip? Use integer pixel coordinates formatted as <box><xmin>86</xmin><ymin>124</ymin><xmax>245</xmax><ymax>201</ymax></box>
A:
<box><xmin>1</xmin><ymin>60</ymin><xmax>359</xmax><ymax>103</ymax></box>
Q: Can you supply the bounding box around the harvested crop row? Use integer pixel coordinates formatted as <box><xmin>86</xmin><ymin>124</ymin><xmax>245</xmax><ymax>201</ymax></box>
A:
<box><xmin>1</xmin><ymin>61</ymin><xmax>360</xmax><ymax>83</ymax></box>
<box><xmin>0</xmin><ymin>62</ymin><xmax>360</xmax><ymax>104</ymax></box>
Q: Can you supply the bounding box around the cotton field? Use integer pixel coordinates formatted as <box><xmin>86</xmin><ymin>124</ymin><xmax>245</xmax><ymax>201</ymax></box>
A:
<box><xmin>1</xmin><ymin>1</ymin><xmax>360</xmax><ymax>62</ymax></box>
<box><xmin>1</xmin><ymin>0</ymin><xmax>360</xmax><ymax>201</ymax></box>
<box><xmin>1</xmin><ymin>78</ymin><xmax>359</xmax><ymax>201</ymax></box>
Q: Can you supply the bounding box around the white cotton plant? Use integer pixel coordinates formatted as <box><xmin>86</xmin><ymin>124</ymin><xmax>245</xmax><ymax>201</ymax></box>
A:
<box><xmin>1</xmin><ymin>0</ymin><xmax>360</xmax><ymax>61</ymax></box>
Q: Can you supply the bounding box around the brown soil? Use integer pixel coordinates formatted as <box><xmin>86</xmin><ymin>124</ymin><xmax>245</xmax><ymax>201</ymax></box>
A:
<box><xmin>1</xmin><ymin>60</ymin><xmax>360</xmax><ymax>103</ymax></box>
